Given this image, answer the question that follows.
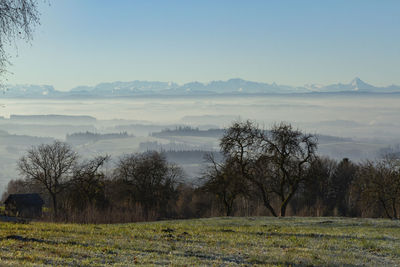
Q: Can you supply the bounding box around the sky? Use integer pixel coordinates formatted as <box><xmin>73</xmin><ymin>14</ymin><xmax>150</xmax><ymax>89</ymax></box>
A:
<box><xmin>4</xmin><ymin>0</ymin><xmax>400</xmax><ymax>91</ymax></box>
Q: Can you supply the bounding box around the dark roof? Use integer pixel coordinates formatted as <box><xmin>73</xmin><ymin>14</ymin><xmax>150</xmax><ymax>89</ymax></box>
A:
<box><xmin>4</xmin><ymin>193</ymin><xmax>44</xmax><ymax>206</ymax></box>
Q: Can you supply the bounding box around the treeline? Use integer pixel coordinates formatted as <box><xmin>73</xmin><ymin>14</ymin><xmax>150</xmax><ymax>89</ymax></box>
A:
<box><xmin>2</xmin><ymin>121</ymin><xmax>400</xmax><ymax>223</ymax></box>
<box><xmin>66</xmin><ymin>131</ymin><xmax>131</xmax><ymax>144</ymax></box>
<box><xmin>151</xmin><ymin>126</ymin><xmax>223</xmax><ymax>138</ymax></box>
<box><xmin>139</xmin><ymin>141</ymin><xmax>209</xmax><ymax>152</ymax></box>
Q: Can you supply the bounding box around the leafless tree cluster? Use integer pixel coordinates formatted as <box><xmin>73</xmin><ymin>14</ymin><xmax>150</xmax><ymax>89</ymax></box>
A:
<box><xmin>202</xmin><ymin>120</ymin><xmax>399</xmax><ymax>219</ymax></box>
<box><xmin>10</xmin><ymin>141</ymin><xmax>187</xmax><ymax>222</ymax></box>
<box><xmin>3</xmin><ymin>121</ymin><xmax>400</xmax><ymax>222</ymax></box>
<box><xmin>356</xmin><ymin>156</ymin><xmax>400</xmax><ymax>219</ymax></box>
<box><xmin>205</xmin><ymin>121</ymin><xmax>317</xmax><ymax>217</ymax></box>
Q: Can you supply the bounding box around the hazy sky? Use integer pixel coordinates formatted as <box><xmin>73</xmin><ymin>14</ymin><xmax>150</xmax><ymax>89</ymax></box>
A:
<box><xmin>4</xmin><ymin>0</ymin><xmax>400</xmax><ymax>91</ymax></box>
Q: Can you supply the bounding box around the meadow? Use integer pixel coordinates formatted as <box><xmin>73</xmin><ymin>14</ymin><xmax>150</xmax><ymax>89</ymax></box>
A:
<box><xmin>0</xmin><ymin>217</ymin><xmax>399</xmax><ymax>266</ymax></box>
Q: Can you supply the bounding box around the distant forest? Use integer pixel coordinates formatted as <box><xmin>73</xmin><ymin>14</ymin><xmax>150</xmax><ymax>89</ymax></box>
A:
<box><xmin>151</xmin><ymin>126</ymin><xmax>224</xmax><ymax>138</ymax></box>
<box><xmin>66</xmin><ymin>131</ymin><xmax>131</xmax><ymax>144</ymax></box>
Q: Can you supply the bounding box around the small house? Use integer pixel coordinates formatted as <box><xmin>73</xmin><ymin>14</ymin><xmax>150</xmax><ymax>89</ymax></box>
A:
<box><xmin>4</xmin><ymin>193</ymin><xmax>44</xmax><ymax>218</ymax></box>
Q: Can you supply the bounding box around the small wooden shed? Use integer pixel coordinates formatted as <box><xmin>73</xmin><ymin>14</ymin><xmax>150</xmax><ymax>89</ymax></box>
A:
<box><xmin>4</xmin><ymin>193</ymin><xmax>44</xmax><ymax>218</ymax></box>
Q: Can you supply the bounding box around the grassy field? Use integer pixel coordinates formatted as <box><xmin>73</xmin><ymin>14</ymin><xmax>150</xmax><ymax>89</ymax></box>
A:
<box><xmin>0</xmin><ymin>217</ymin><xmax>399</xmax><ymax>266</ymax></box>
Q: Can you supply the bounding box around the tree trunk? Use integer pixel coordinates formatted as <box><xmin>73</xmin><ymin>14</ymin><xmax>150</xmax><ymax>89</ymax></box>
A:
<box><xmin>263</xmin><ymin>199</ymin><xmax>278</xmax><ymax>217</ymax></box>
<box><xmin>279</xmin><ymin>186</ymin><xmax>297</xmax><ymax>217</ymax></box>
<box><xmin>380</xmin><ymin>198</ymin><xmax>392</xmax><ymax>219</ymax></box>
<box><xmin>51</xmin><ymin>193</ymin><xmax>57</xmax><ymax>219</ymax></box>
<box><xmin>143</xmin><ymin>203</ymin><xmax>149</xmax><ymax>220</ymax></box>
<box><xmin>259</xmin><ymin>187</ymin><xmax>278</xmax><ymax>217</ymax></box>
<box><xmin>223</xmin><ymin>196</ymin><xmax>233</xmax><ymax>216</ymax></box>
<box><xmin>280</xmin><ymin>202</ymin><xmax>288</xmax><ymax>217</ymax></box>
<box><xmin>226</xmin><ymin>204</ymin><xmax>233</xmax><ymax>216</ymax></box>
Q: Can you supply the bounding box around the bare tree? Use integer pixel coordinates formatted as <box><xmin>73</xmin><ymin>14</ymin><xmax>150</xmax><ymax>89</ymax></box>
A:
<box><xmin>0</xmin><ymin>0</ymin><xmax>40</xmax><ymax>77</ymax></box>
<box><xmin>219</xmin><ymin>121</ymin><xmax>275</xmax><ymax>214</ymax></box>
<box><xmin>357</xmin><ymin>155</ymin><xmax>400</xmax><ymax>219</ymax></box>
<box><xmin>261</xmin><ymin>122</ymin><xmax>317</xmax><ymax>217</ymax></box>
<box><xmin>114</xmin><ymin>151</ymin><xmax>182</xmax><ymax>219</ymax></box>
<box><xmin>17</xmin><ymin>141</ymin><xmax>77</xmax><ymax>217</ymax></box>
<box><xmin>69</xmin><ymin>155</ymin><xmax>110</xmax><ymax>209</ymax></box>
<box><xmin>202</xmin><ymin>154</ymin><xmax>249</xmax><ymax>216</ymax></box>
<box><xmin>220</xmin><ymin>120</ymin><xmax>317</xmax><ymax>217</ymax></box>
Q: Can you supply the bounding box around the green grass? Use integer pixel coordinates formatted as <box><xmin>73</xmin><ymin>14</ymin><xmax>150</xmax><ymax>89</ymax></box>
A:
<box><xmin>0</xmin><ymin>217</ymin><xmax>399</xmax><ymax>266</ymax></box>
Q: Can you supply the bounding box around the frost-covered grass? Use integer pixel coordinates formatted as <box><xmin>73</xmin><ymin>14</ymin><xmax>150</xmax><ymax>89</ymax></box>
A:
<box><xmin>0</xmin><ymin>217</ymin><xmax>399</xmax><ymax>266</ymax></box>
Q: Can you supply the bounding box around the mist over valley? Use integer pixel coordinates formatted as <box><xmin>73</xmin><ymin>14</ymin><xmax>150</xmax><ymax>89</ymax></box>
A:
<box><xmin>1</xmin><ymin>93</ymin><xmax>400</xmax><ymax>194</ymax></box>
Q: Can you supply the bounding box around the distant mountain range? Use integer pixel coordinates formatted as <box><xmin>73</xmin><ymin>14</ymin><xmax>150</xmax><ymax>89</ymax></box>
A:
<box><xmin>2</xmin><ymin>78</ymin><xmax>400</xmax><ymax>98</ymax></box>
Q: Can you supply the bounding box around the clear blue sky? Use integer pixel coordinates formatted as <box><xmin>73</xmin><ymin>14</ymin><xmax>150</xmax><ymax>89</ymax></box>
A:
<box><xmin>5</xmin><ymin>0</ymin><xmax>400</xmax><ymax>91</ymax></box>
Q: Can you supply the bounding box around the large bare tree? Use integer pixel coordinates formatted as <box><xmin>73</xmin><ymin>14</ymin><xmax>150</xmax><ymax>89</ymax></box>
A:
<box><xmin>260</xmin><ymin>122</ymin><xmax>317</xmax><ymax>216</ymax></box>
<box><xmin>18</xmin><ymin>141</ymin><xmax>77</xmax><ymax>217</ymax></box>
<box><xmin>220</xmin><ymin>120</ymin><xmax>318</xmax><ymax>217</ymax></box>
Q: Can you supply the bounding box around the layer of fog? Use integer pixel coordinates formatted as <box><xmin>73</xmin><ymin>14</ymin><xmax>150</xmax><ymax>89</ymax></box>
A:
<box><xmin>1</xmin><ymin>94</ymin><xmax>400</xmax><ymax>194</ymax></box>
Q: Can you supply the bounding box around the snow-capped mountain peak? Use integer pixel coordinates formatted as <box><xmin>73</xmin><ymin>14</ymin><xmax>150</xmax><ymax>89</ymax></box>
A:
<box><xmin>2</xmin><ymin>78</ymin><xmax>400</xmax><ymax>98</ymax></box>
<box><xmin>350</xmin><ymin>77</ymin><xmax>376</xmax><ymax>91</ymax></box>
<box><xmin>351</xmin><ymin>77</ymin><xmax>362</xmax><ymax>90</ymax></box>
